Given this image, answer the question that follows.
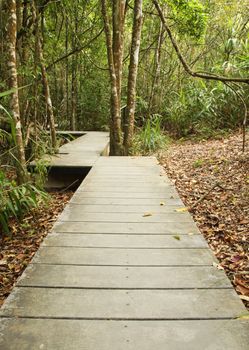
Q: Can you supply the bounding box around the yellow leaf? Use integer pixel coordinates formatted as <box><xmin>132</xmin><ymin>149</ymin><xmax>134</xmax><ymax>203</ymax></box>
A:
<box><xmin>175</xmin><ymin>207</ymin><xmax>188</xmax><ymax>213</ymax></box>
<box><xmin>143</xmin><ymin>213</ymin><xmax>152</xmax><ymax>217</ymax></box>
<box><xmin>160</xmin><ymin>202</ymin><xmax>166</xmax><ymax>206</ymax></box>
<box><xmin>188</xmin><ymin>232</ymin><xmax>195</xmax><ymax>236</ymax></box>
<box><xmin>237</xmin><ymin>314</ymin><xmax>249</xmax><ymax>320</ymax></box>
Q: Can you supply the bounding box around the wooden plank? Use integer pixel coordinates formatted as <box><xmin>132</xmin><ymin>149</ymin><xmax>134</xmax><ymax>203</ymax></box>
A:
<box><xmin>52</xmin><ymin>221</ymin><xmax>200</xmax><ymax>234</ymax></box>
<box><xmin>63</xmin><ymin>204</ymin><xmax>188</xmax><ymax>214</ymax></box>
<box><xmin>32</xmin><ymin>247</ymin><xmax>213</xmax><ymax>266</ymax></box>
<box><xmin>18</xmin><ymin>265</ymin><xmax>231</xmax><ymax>289</ymax></box>
<box><xmin>1</xmin><ymin>319</ymin><xmax>248</xmax><ymax>350</ymax></box>
<box><xmin>72</xmin><ymin>191</ymin><xmax>180</xmax><ymax>198</ymax></box>
<box><xmin>58</xmin><ymin>211</ymin><xmax>193</xmax><ymax>223</ymax></box>
<box><xmin>43</xmin><ymin>233</ymin><xmax>208</xmax><ymax>248</ymax></box>
<box><xmin>1</xmin><ymin>288</ymin><xmax>245</xmax><ymax>319</ymax></box>
<box><xmin>70</xmin><ymin>196</ymin><xmax>183</xmax><ymax>206</ymax></box>
<box><xmin>77</xmin><ymin>185</ymin><xmax>176</xmax><ymax>193</ymax></box>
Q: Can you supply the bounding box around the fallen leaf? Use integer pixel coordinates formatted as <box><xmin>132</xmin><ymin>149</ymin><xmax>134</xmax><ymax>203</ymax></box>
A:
<box><xmin>143</xmin><ymin>213</ymin><xmax>152</xmax><ymax>217</ymax></box>
<box><xmin>213</xmin><ymin>262</ymin><xmax>224</xmax><ymax>270</ymax></box>
<box><xmin>240</xmin><ymin>296</ymin><xmax>249</xmax><ymax>302</ymax></box>
<box><xmin>160</xmin><ymin>202</ymin><xmax>165</xmax><ymax>206</ymax></box>
<box><xmin>188</xmin><ymin>232</ymin><xmax>195</xmax><ymax>236</ymax></box>
<box><xmin>237</xmin><ymin>314</ymin><xmax>249</xmax><ymax>320</ymax></box>
<box><xmin>175</xmin><ymin>207</ymin><xmax>188</xmax><ymax>213</ymax></box>
<box><xmin>173</xmin><ymin>235</ymin><xmax>181</xmax><ymax>241</ymax></box>
<box><xmin>236</xmin><ymin>285</ymin><xmax>249</xmax><ymax>297</ymax></box>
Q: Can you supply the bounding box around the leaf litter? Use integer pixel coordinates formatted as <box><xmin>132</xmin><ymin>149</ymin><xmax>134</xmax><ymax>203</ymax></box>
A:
<box><xmin>160</xmin><ymin>132</ymin><xmax>249</xmax><ymax>310</ymax></box>
<box><xmin>0</xmin><ymin>191</ymin><xmax>73</xmax><ymax>307</ymax></box>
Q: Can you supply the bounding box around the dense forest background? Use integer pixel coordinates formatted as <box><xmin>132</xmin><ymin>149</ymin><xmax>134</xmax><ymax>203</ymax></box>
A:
<box><xmin>1</xmin><ymin>0</ymin><xmax>248</xmax><ymax>152</ymax></box>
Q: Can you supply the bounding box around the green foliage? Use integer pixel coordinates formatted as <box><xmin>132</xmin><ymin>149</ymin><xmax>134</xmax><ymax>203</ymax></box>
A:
<box><xmin>192</xmin><ymin>158</ymin><xmax>205</xmax><ymax>168</ymax></box>
<box><xmin>161</xmin><ymin>79</ymin><xmax>248</xmax><ymax>138</ymax></box>
<box><xmin>166</xmin><ymin>0</ymin><xmax>208</xmax><ymax>40</ymax></box>
<box><xmin>32</xmin><ymin>160</ymin><xmax>49</xmax><ymax>189</ymax></box>
<box><xmin>133</xmin><ymin>115</ymin><xmax>170</xmax><ymax>154</ymax></box>
<box><xmin>0</xmin><ymin>170</ymin><xmax>48</xmax><ymax>235</ymax></box>
<box><xmin>0</xmin><ymin>104</ymin><xmax>16</xmax><ymax>145</ymax></box>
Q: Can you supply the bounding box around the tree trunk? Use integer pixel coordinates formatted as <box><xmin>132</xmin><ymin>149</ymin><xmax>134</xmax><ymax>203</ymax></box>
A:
<box><xmin>112</xmin><ymin>0</ymin><xmax>126</xmax><ymax>106</ymax></box>
<box><xmin>6</xmin><ymin>0</ymin><xmax>27</xmax><ymax>183</ymax></box>
<box><xmin>71</xmin><ymin>54</ymin><xmax>77</xmax><ymax>131</ymax></box>
<box><xmin>148</xmin><ymin>21</ymin><xmax>164</xmax><ymax>115</ymax></box>
<box><xmin>65</xmin><ymin>16</ymin><xmax>69</xmax><ymax>126</ymax></box>
<box><xmin>101</xmin><ymin>0</ymin><xmax>123</xmax><ymax>155</ymax></box>
<box><xmin>32</xmin><ymin>2</ymin><xmax>57</xmax><ymax>150</ymax></box>
<box><xmin>123</xmin><ymin>0</ymin><xmax>143</xmax><ymax>155</ymax></box>
<box><xmin>71</xmin><ymin>3</ymin><xmax>79</xmax><ymax>131</ymax></box>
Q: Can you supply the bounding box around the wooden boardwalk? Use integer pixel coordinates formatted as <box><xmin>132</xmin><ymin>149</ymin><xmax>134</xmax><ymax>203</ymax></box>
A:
<box><xmin>0</xmin><ymin>157</ymin><xmax>248</xmax><ymax>349</ymax></box>
<box><xmin>33</xmin><ymin>131</ymin><xmax>109</xmax><ymax>168</ymax></box>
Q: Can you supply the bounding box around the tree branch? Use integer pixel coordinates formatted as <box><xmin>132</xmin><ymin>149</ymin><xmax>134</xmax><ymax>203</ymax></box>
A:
<box><xmin>46</xmin><ymin>28</ymin><xmax>104</xmax><ymax>70</ymax></box>
<box><xmin>153</xmin><ymin>0</ymin><xmax>249</xmax><ymax>85</ymax></box>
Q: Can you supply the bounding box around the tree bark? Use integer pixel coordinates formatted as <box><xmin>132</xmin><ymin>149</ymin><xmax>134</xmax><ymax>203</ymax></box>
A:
<box><xmin>32</xmin><ymin>1</ymin><xmax>57</xmax><ymax>149</ymax></box>
<box><xmin>148</xmin><ymin>21</ymin><xmax>164</xmax><ymax>115</ymax></box>
<box><xmin>123</xmin><ymin>0</ymin><xmax>143</xmax><ymax>155</ymax></box>
<box><xmin>112</xmin><ymin>0</ymin><xmax>126</xmax><ymax>106</ymax></box>
<box><xmin>71</xmin><ymin>3</ymin><xmax>79</xmax><ymax>131</ymax></box>
<box><xmin>101</xmin><ymin>0</ymin><xmax>123</xmax><ymax>155</ymax></box>
<box><xmin>6</xmin><ymin>0</ymin><xmax>27</xmax><ymax>183</ymax></box>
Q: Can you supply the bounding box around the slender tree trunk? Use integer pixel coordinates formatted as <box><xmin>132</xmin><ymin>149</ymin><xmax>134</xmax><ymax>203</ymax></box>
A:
<box><xmin>32</xmin><ymin>1</ymin><xmax>57</xmax><ymax>149</ymax></box>
<box><xmin>148</xmin><ymin>21</ymin><xmax>164</xmax><ymax>115</ymax></box>
<box><xmin>123</xmin><ymin>0</ymin><xmax>143</xmax><ymax>155</ymax></box>
<box><xmin>71</xmin><ymin>4</ymin><xmax>79</xmax><ymax>131</ymax></box>
<box><xmin>112</xmin><ymin>0</ymin><xmax>126</xmax><ymax>106</ymax></box>
<box><xmin>65</xmin><ymin>16</ymin><xmax>69</xmax><ymax>125</ymax></box>
<box><xmin>7</xmin><ymin>0</ymin><xmax>27</xmax><ymax>183</ymax></box>
<box><xmin>101</xmin><ymin>0</ymin><xmax>123</xmax><ymax>155</ymax></box>
<box><xmin>71</xmin><ymin>54</ymin><xmax>77</xmax><ymax>130</ymax></box>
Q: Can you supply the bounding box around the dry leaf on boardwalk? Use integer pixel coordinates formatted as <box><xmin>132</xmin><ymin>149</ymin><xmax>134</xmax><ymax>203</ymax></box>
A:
<box><xmin>175</xmin><ymin>207</ymin><xmax>188</xmax><ymax>213</ymax></box>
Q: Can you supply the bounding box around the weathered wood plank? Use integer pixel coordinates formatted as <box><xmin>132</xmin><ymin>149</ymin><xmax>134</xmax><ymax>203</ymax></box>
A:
<box><xmin>1</xmin><ymin>319</ymin><xmax>248</xmax><ymax>350</ymax></box>
<box><xmin>72</xmin><ymin>191</ymin><xmax>180</xmax><ymax>198</ymax></box>
<box><xmin>1</xmin><ymin>288</ymin><xmax>245</xmax><ymax>319</ymax></box>
<box><xmin>58</xmin><ymin>211</ymin><xmax>193</xmax><ymax>223</ymax></box>
<box><xmin>63</xmin><ymin>204</ymin><xmax>188</xmax><ymax>214</ymax></box>
<box><xmin>52</xmin><ymin>221</ymin><xmax>200</xmax><ymax>234</ymax></box>
<box><xmin>43</xmin><ymin>233</ymin><xmax>207</xmax><ymax>248</ymax></box>
<box><xmin>32</xmin><ymin>247</ymin><xmax>213</xmax><ymax>266</ymax></box>
<box><xmin>70</xmin><ymin>196</ymin><xmax>183</xmax><ymax>205</ymax></box>
<box><xmin>77</xmin><ymin>184</ymin><xmax>176</xmax><ymax>193</ymax></box>
<box><xmin>18</xmin><ymin>265</ymin><xmax>231</xmax><ymax>289</ymax></box>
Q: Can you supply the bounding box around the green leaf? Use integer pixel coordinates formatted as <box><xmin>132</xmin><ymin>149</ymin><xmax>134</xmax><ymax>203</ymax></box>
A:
<box><xmin>173</xmin><ymin>235</ymin><xmax>181</xmax><ymax>241</ymax></box>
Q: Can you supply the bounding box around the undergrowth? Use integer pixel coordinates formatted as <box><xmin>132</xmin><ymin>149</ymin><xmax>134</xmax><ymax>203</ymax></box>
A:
<box><xmin>0</xmin><ymin>170</ymin><xmax>48</xmax><ymax>236</ymax></box>
<box><xmin>132</xmin><ymin>115</ymin><xmax>171</xmax><ymax>155</ymax></box>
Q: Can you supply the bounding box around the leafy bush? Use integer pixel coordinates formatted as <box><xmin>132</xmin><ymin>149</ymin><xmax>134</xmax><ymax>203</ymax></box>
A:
<box><xmin>133</xmin><ymin>114</ymin><xmax>170</xmax><ymax>154</ymax></box>
<box><xmin>162</xmin><ymin>80</ymin><xmax>248</xmax><ymax>138</ymax></box>
<box><xmin>0</xmin><ymin>170</ymin><xmax>48</xmax><ymax>235</ymax></box>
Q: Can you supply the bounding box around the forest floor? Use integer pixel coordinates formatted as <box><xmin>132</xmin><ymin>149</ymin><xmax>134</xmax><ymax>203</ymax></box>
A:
<box><xmin>0</xmin><ymin>192</ymin><xmax>73</xmax><ymax>307</ymax></box>
<box><xmin>160</xmin><ymin>131</ymin><xmax>249</xmax><ymax>310</ymax></box>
